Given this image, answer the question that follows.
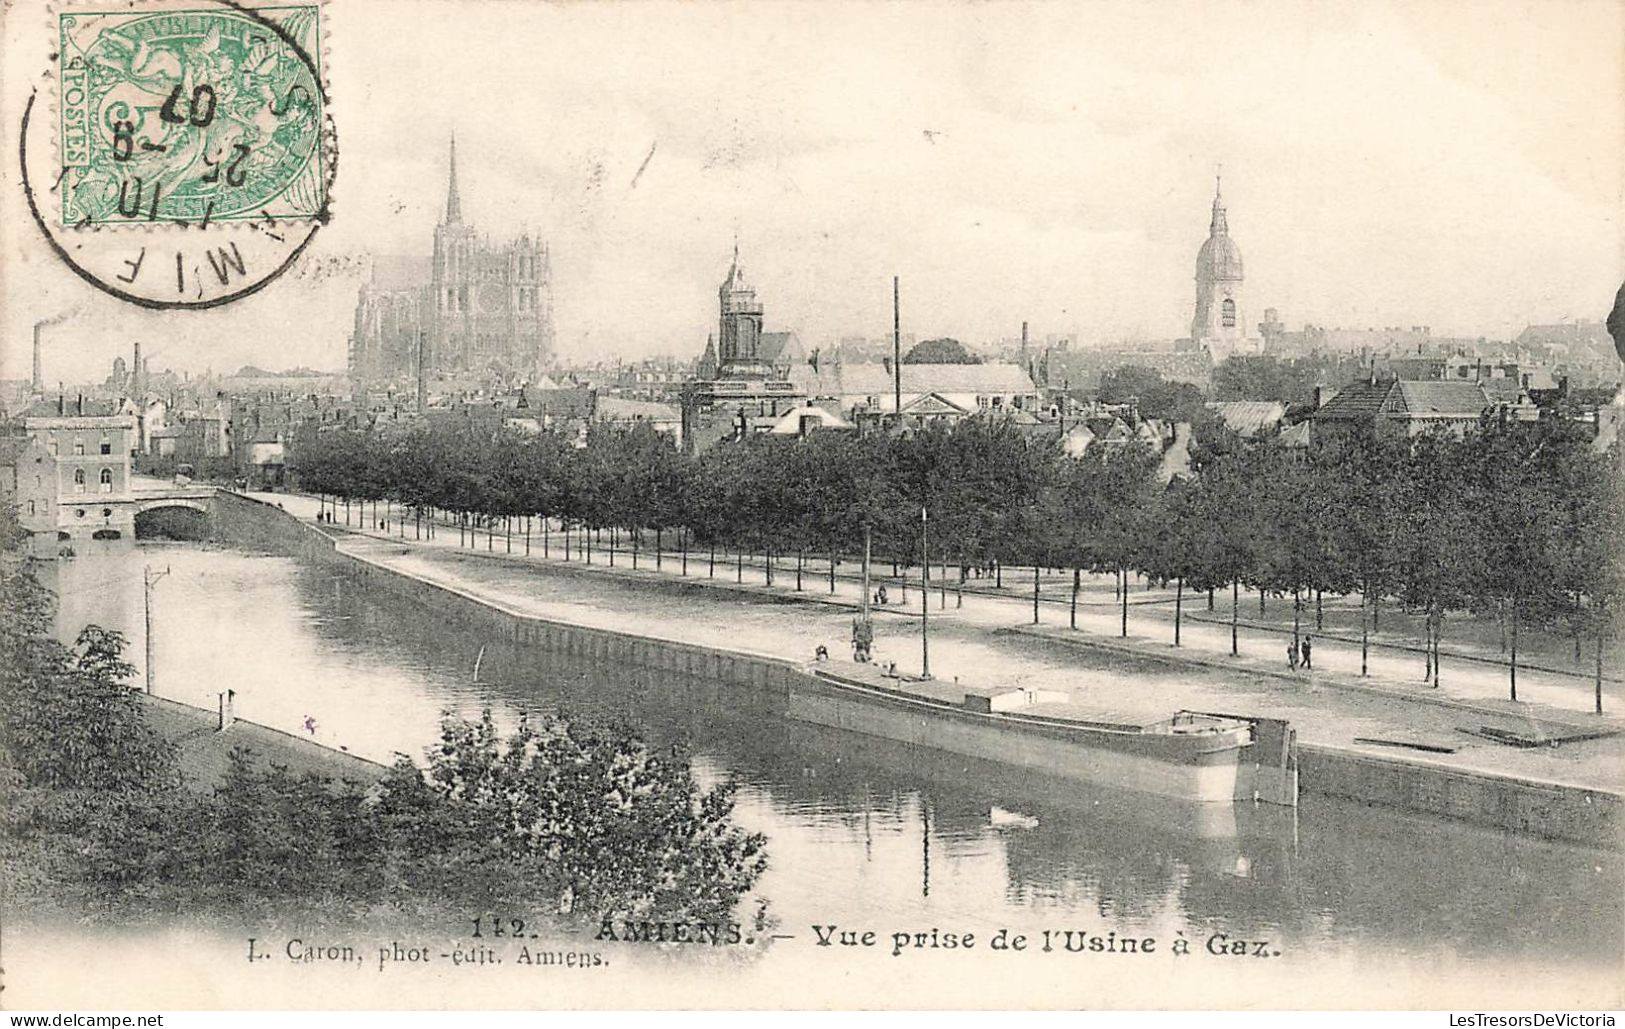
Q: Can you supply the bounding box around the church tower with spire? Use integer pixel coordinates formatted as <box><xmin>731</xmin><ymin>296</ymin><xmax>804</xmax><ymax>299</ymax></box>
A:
<box><xmin>420</xmin><ymin>132</ymin><xmax>554</xmax><ymax>381</ymax></box>
<box><xmin>430</xmin><ymin>133</ymin><xmax>480</xmax><ymax>373</ymax></box>
<box><xmin>716</xmin><ymin>242</ymin><xmax>767</xmax><ymax>377</ymax></box>
<box><xmin>1190</xmin><ymin>174</ymin><xmax>1246</xmax><ymax>350</ymax></box>
<box><xmin>353</xmin><ymin>134</ymin><xmax>555</xmax><ymax>387</ymax></box>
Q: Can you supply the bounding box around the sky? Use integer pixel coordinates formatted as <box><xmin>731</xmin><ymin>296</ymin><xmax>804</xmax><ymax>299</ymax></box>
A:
<box><xmin>2</xmin><ymin>0</ymin><xmax>1621</xmax><ymax>383</ymax></box>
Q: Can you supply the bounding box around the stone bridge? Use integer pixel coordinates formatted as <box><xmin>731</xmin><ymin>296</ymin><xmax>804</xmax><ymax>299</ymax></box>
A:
<box><xmin>45</xmin><ymin>486</ymin><xmax>294</xmax><ymax>551</ymax></box>
<box><xmin>42</xmin><ymin>485</ymin><xmax>226</xmax><ymax>551</ymax></box>
<box><xmin>132</xmin><ymin>486</ymin><xmax>218</xmax><ymax>515</ymax></box>
<box><xmin>125</xmin><ymin>485</ymin><xmax>222</xmax><ymax>542</ymax></box>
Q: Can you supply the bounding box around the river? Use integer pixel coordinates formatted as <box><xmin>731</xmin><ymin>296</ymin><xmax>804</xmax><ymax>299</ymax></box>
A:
<box><xmin>29</xmin><ymin>541</ymin><xmax>1623</xmax><ymax>1008</ymax></box>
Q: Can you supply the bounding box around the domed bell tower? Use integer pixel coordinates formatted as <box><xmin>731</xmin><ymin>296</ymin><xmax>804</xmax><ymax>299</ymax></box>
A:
<box><xmin>1191</xmin><ymin>176</ymin><xmax>1245</xmax><ymax>345</ymax></box>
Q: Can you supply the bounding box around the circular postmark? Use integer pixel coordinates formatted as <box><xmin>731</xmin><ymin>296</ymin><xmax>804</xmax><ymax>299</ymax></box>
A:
<box><xmin>19</xmin><ymin>0</ymin><xmax>337</xmax><ymax>309</ymax></box>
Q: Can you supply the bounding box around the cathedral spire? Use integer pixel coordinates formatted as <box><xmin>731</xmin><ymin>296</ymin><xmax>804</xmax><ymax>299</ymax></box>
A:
<box><xmin>722</xmin><ymin>236</ymin><xmax>746</xmax><ymax>293</ymax></box>
<box><xmin>445</xmin><ymin>133</ymin><xmax>463</xmax><ymax>225</ymax></box>
<box><xmin>1209</xmin><ymin>170</ymin><xmax>1228</xmax><ymax>236</ymax></box>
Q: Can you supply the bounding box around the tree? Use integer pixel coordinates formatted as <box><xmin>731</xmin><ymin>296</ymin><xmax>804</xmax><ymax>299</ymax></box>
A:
<box><xmin>1097</xmin><ymin>365</ymin><xmax>1208</xmax><ymax>423</ymax></box>
<box><xmin>1183</xmin><ymin>426</ymin><xmax>1266</xmax><ymax>656</ymax></box>
<box><xmin>1142</xmin><ymin>479</ymin><xmax>1204</xmax><ymax>645</ymax></box>
<box><xmin>1392</xmin><ymin>429</ymin><xmax>1482</xmax><ymax>688</ymax></box>
<box><xmin>1048</xmin><ymin>444</ymin><xmax>1158</xmax><ymax>636</ymax></box>
<box><xmin>1253</xmin><ymin>441</ymin><xmax>1356</xmax><ymax>653</ymax></box>
<box><xmin>1321</xmin><ymin>425</ymin><xmax>1406</xmax><ymax>675</ymax></box>
<box><xmin>1466</xmin><ymin>419</ymin><xmax>1576</xmax><ymax>700</ymax></box>
<box><xmin>903</xmin><ymin>338</ymin><xmax>980</xmax><ymax>364</ymax></box>
<box><xmin>0</xmin><ymin>622</ymin><xmax>176</xmax><ymax>793</ymax></box>
<box><xmin>373</xmin><ymin>710</ymin><xmax>767</xmax><ymax>922</ymax></box>
<box><xmin>1580</xmin><ymin>449</ymin><xmax>1625</xmax><ymax>713</ymax></box>
<box><xmin>1211</xmin><ymin>354</ymin><xmax>1365</xmax><ymax>406</ymax></box>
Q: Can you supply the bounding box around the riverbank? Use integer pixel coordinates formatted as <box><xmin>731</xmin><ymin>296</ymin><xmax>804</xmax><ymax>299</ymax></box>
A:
<box><xmin>138</xmin><ymin>692</ymin><xmax>387</xmax><ymax>789</ymax></box>
<box><xmin>215</xmin><ymin>491</ymin><xmax>1622</xmax><ymax>846</ymax></box>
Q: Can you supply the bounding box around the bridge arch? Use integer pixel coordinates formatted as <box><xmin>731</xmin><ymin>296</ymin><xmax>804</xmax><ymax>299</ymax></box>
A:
<box><xmin>134</xmin><ymin>497</ymin><xmax>210</xmax><ymax>515</ymax></box>
<box><xmin>134</xmin><ymin>503</ymin><xmax>212</xmax><ymax>541</ymax></box>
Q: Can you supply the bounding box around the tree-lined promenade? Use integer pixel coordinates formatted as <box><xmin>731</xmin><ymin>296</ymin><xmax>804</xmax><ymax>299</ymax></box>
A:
<box><xmin>289</xmin><ymin>415</ymin><xmax>1625</xmax><ymax>709</ymax></box>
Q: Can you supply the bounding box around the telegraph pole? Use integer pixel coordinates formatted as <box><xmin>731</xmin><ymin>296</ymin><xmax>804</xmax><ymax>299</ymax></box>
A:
<box><xmin>892</xmin><ymin>276</ymin><xmax>902</xmax><ymax>423</ymax></box>
<box><xmin>143</xmin><ymin>564</ymin><xmax>170</xmax><ymax>695</ymax></box>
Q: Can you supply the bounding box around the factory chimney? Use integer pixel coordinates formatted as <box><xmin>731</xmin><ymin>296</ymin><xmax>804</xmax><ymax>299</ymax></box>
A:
<box><xmin>31</xmin><ymin>312</ymin><xmax>73</xmax><ymax>392</ymax></box>
<box><xmin>416</xmin><ymin>330</ymin><xmax>428</xmax><ymax>414</ymax></box>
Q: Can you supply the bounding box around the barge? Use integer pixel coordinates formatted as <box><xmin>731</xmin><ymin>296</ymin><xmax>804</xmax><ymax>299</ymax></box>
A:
<box><xmin>792</xmin><ymin>665</ymin><xmax>1297</xmax><ymax>806</ymax></box>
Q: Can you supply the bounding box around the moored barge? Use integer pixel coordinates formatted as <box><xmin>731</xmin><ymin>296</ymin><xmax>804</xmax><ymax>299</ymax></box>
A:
<box><xmin>792</xmin><ymin>665</ymin><xmax>1297</xmax><ymax>806</ymax></box>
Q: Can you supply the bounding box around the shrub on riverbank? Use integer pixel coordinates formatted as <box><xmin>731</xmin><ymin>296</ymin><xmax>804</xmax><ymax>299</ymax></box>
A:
<box><xmin>0</xmin><ymin>511</ymin><xmax>768</xmax><ymax>927</ymax></box>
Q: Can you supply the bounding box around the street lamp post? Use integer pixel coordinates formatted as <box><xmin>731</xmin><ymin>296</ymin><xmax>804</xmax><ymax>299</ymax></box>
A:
<box><xmin>852</xmin><ymin>523</ymin><xmax>874</xmax><ymax>664</ymax></box>
<box><xmin>143</xmin><ymin>564</ymin><xmax>170</xmax><ymax>695</ymax></box>
<box><xmin>920</xmin><ymin>506</ymin><xmax>931</xmax><ymax>680</ymax></box>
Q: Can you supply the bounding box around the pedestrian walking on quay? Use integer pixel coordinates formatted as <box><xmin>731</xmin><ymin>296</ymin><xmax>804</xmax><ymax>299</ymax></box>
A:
<box><xmin>1287</xmin><ymin>639</ymin><xmax>1299</xmax><ymax>672</ymax></box>
<box><xmin>1301</xmin><ymin>636</ymin><xmax>1313</xmax><ymax>670</ymax></box>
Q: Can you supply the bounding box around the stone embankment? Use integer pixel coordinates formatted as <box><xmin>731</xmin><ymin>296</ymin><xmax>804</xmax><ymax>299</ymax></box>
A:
<box><xmin>204</xmin><ymin>491</ymin><xmax>1621</xmax><ymax>846</ymax></box>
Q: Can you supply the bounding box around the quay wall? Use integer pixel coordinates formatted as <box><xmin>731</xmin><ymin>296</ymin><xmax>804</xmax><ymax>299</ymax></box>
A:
<box><xmin>1297</xmin><ymin>744</ymin><xmax>1618</xmax><ymax>847</ymax></box>
<box><xmin>209</xmin><ymin>492</ymin><xmax>1622</xmax><ymax>847</ymax></box>
<box><xmin>209</xmin><ymin>490</ymin><xmax>803</xmax><ymax>701</ymax></box>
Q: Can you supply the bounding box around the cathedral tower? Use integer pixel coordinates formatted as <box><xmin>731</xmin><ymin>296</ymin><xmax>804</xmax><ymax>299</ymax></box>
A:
<box><xmin>353</xmin><ymin>134</ymin><xmax>554</xmax><ymax>386</ymax></box>
<box><xmin>431</xmin><ymin>134</ymin><xmax>478</xmax><ymax>371</ymax></box>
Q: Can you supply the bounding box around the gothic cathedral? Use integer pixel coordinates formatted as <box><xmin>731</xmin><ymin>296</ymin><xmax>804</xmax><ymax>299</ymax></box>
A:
<box><xmin>350</xmin><ymin>136</ymin><xmax>555</xmax><ymax>388</ymax></box>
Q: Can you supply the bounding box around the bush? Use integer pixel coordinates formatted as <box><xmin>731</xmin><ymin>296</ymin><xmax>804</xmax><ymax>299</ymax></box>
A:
<box><xmin>0</xmin><ymin>539</ymin><xmax>768</xmax><ymax>926</ymax></box>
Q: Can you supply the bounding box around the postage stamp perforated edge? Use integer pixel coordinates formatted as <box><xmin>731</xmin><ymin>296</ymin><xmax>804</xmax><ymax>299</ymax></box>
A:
<box><xmin>44</xmin><ymin>0</ymin><xmax>335</xmax><ymax>233</ymax></box>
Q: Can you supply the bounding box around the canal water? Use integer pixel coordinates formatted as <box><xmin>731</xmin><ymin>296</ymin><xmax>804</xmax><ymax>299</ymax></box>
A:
<box><xmin>34</xmin><ymin>542</ymin><xmax>1623</xmax><ymax>1008</ymax></box>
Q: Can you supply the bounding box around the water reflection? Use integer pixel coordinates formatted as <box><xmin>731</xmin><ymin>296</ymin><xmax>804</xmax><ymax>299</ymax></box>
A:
<box><xmin>40</xmin><ymin>544</ymin><xmax>1623</xmax><ymax>975</ymax></box>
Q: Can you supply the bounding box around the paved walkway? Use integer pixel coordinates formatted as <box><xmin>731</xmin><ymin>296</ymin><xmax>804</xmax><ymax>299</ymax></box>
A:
<box><xmin>253</xmin><ymin>491</ymin><xmax>1624</xmax><ymax>795</ymax></box>
<box><xmin>285</xmin><ymin>493</ymin><xmax>1619</xmax><ymax>716</ymax></box>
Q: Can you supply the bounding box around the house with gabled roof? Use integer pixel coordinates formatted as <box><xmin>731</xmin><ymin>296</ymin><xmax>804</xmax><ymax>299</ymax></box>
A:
<box><xmin>768</xmin><ymin>403</ymin><xmax>856</xmax><ymax>437</ymax></box>
<box><xmin>1308</xmin><ymin>377</ymin><xmax>1532</xmax><ymax>441</ymax></box>
<box><xmin>1206</xmin><ymin>400</ymin><xmax>1286</xmax><ymax>437</ymax></box>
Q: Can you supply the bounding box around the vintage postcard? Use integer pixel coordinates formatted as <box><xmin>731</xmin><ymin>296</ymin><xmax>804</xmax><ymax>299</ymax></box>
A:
<box><xmin>0</xmin><ymin>0</ymin><xmax>1621</xmax><ymax>1013</ymax></box>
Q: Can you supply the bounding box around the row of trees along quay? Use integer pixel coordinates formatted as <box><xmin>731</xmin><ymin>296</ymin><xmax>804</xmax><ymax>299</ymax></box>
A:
<box><xmin>289</xmin><ymin>414</ymin><xmax>1625</xmax><ymax>711</ymax></box>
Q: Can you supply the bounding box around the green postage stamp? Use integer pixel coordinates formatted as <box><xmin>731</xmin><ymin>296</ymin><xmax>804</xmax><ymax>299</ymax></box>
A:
<box><xmin>56</xmin><ymin>2</ymin><xmax>326</xmax><ymax>227</ymax></box>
